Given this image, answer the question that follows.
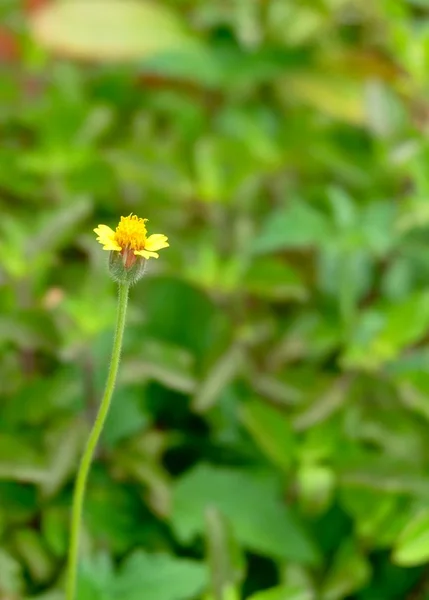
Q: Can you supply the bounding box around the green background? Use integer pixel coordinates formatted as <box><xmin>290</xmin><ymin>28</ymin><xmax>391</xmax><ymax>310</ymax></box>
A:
<box><xmin>3</xmin><ymin>0</ymin><xmax>429</xmax><ymax>598</ymax></box>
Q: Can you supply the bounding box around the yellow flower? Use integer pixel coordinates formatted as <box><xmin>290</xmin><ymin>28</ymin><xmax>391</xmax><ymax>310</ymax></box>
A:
<box><xmin>94</xmin><ymin>214</ymin><xmax>169</xmax><ymax>267</ymax></box>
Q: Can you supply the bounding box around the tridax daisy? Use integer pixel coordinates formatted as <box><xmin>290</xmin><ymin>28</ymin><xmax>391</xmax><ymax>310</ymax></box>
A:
<box><xmin>94</xmin><ymin>214</ymin><xmax>169</xmax><ymax>268</ymax></box>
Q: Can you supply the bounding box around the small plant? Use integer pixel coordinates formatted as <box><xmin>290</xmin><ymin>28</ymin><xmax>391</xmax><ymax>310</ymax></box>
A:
<box><xmin>66</xmin><ymin>215</ymin><xmax>169</xmax><ymax>600</ymax></box>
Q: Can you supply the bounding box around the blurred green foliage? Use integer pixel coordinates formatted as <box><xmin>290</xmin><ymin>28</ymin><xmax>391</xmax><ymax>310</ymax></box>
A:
<box><xmin>3</xmin><ymin>0</ymin><xmax>429</xmax><ymax>598</ymax></box>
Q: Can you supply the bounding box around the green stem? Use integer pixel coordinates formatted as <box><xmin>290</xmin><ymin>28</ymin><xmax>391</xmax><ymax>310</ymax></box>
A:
<box><xmin>66</xmin><ymin>282</ymin><xmax>129</xmax><ymax>600</ymax></box>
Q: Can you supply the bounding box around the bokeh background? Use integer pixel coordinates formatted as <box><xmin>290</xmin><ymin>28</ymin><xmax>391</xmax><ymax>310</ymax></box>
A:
<box><xmin>2</xmin><ymin>0</ymin><xmax>429</xmax><ymax>598</ymax></box>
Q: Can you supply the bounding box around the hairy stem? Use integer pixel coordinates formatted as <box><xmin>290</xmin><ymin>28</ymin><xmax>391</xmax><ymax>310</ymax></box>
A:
<box><xmin>66</xmin><ymin>282</ymin><xmax>129</xmax><ymax>600</ymax></box>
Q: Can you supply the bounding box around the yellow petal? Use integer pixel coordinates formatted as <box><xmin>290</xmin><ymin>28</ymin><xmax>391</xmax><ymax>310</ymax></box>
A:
<box><xmin>102</xmin><ymin>242</ymin><xmax>122</xmax><ymax>251</ymax></box>
<box><xmin>94</xmin><ymin>224</ymin><xmax>115</xmax><ymax>238</ymax></box>
<box><xmin>134</xmin><ymin>249</ymin><xmax>159</xmax><ymax>259</ymax></box>
<box><xmin>94</xmin><ymin>224</ymin><xmax>122</xmax><ymax>251</ymax></box>
<box><xmin>144</xmin><ymin>234</ymin><xmax>169</xmax><ymax>252</ymax></box>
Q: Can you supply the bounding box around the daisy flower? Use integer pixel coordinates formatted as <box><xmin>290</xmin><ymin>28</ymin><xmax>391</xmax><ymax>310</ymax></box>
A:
<box><xmin>94</xmin><ymin>214</ymin><xmax>169</xmax><ymax>269</ymax></box>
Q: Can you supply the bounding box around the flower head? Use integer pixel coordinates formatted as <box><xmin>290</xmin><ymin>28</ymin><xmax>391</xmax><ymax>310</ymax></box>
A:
<box><xmin>94</xmin><ymin>214</ymin><xmax>169</xmax><ymax>283</ymax></box>
<box><xmin>95</xmin><ymin>214</ymin><xmax>169</xmax><ymax>260</ymax></box>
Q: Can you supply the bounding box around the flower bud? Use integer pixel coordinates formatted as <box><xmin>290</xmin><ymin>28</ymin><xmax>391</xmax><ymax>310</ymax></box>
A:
<box><xmin>108</xmin><ymin>249</ymin><xmax>146</xmax><ymax>285</ymax></box>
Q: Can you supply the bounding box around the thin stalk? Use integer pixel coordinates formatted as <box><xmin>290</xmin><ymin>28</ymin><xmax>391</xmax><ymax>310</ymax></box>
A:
<box><xmin>66</xmin><ymin>282</ymin><xmax>129</xmax><ymax>600</ymax></box>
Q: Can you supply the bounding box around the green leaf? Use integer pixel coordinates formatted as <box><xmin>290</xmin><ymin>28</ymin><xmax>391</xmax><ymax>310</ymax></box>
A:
<box><xmin>79</xmin><ymin>551</ymin><xmax>207</xmax><ymax>600</ymax></box>
<box><xmin>78</xmin><ymin>553</ymin><xmax>115</xmax><ymax>600</ymax></box>
<box><xmin>0</xmin><ymin>434</ymin><xmax>48</xmax><ymax>484</ymax></box>
<box><xmin>85</xmin><ymin>479</ymin><xmax>156</xmax><ymax>554</ymax></box>
<box><xmin>343</xmin><ymin>291</ymin><xmax>429</xmax><ymax>369</ymax></box>
<box><xmin>30</xmin><ymin>592</ymin><xmax>67</xmax><ymax>600</ymax></box>
<box><xmin>286</xmin><ymin>72</ymin><xmax>365</xmax><ymax>125</ymax></box>
<box><xmin>171</xmin><ymin>464</ymin><xmax>319</xmax><ymax>564</ymax></box>
<box><xmin>248</xmin><ymin>586</ymin><xmax>313</xmax><ymax>600</ymax></box>
<box><xmin>141</xmin><ymin>46</ymin><xmax>223</xmax><ymax>88</ymax></box>
<box><xmin>41</xmin><ymin>505</ymin><xmax>69</xmax><ymax>558</ymax></box>
<box><xmin>114</xmin><ymin>551</ymin><xmax>207</xmax><ymax>600</ymax></box>
<box><xmin>205</xmin><ymin>507</ymin><xmax>245</xmax><ymax>600</ymax></box>
<box><xmin>3</xmin><ymin>369</ymin><xmax>80</xmax><ymax>426</ymax></box>
<box><xmin>192</xmin><ymin>344</ymin><xmax>244</xmax><ymax>413</ymax></box>
<box><xmin>393</xmin><ymin>509</ymin><xmax>429</xmax><ymax>566</ymax></box>
<box><xmin>296</xmin><ymin>464</ymin><xmax>336</xmax><ymax>515</ymax></box>
<box><xmin>242</xmin><ymin>257</ymin><xmax>308</xmax><ymax>301</ymax></box>
<box><xmin>102</xmin><ymin>387</ymin><xmax>148</xmax><ymax>448</ymax></box>
<box><xmin>253</xmin><ymin>202</ymin><xmax>330</xmax><ymax>254</ymax></box>
<box><xmin>339</xmin><ymin>489</ymin><xmax>406</xmax><ymax>549</ymax></box>
<box><xmin>40</xmin><ymin>420</ymin><xmax>86</xmax><ymax>497</ymax></box>
<box><xmin>0</xmin><ymin>482</ymin><xmax>38</xmax><ymax>524</ymax></box>
<box><xmin>13</xmin><ymin>529</ymin><xmax>54</xmax><ymax>584</ymax></box>
<box><xmin>122</xmin><ymin>339</ymin><xmax>197</xmax><ymax>394</ymax></box>
<box><xmin>133</xmin><ymin>277</ymin><xmax>230</xmax><ymax>361</ymax></box>
<box><xmin>113</xmin><ymin>440</ymin><xmax>171</xmax><ymax>518</ymax></box>
<box><xmin>0</xmin><ymin>311</ymin><xmax>59</xmax><ymax>352</ymax></box>
<box><xmin>405</xmin><ymin>0</ymin><xmax>429</xmax><ymax>6</ymax></box>
<box><xmin>320</xmin><ymin>540</ymin><xmax>371</xmax><ymax>600</ymax></box>
<box><xmin>29</xmin><ymin>198</ymin><xmax>91</xmax><ymax>257</ymax></box>
<box><xmin>240</xmin><ymin>399</ymin><xmax>296</xmax><ymax>471</ymax></box>
<box><xmin>31</xmin><ymin>0</ymin><xmax>194</xmax><ymax>62</ymax></box>
<box><xmin>0</xmin><ymin>548</ymin><xmax>24</xmax><ymax>595</ymax></box>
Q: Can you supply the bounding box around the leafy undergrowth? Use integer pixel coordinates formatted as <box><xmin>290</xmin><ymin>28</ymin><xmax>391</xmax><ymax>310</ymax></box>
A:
<box><xmin>2</xmin><ymin>1</ymin><xmax>429</xmax><ymax>599</ymax></box>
